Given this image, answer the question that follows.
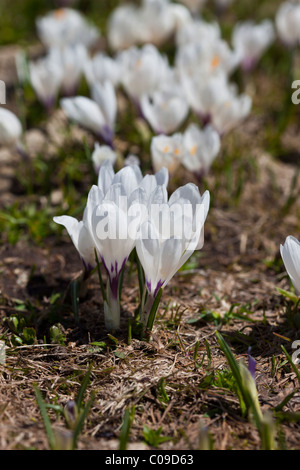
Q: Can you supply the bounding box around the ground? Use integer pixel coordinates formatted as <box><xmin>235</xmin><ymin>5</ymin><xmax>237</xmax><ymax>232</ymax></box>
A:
<box><xmin>0</xmin><ymin>0</ymin><xmax>300</xmax><ymax>451</ymax></box>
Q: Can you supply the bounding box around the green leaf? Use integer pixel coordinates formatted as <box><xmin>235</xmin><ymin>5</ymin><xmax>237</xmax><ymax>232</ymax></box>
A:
<box><xmin>276</xmin><ymin>287</ymin><xmax>299</xmax><ymax>304</ymax></box>
<box><xmin>119</xmin><ymin>406</ymin><xmax>135</xmax><ymax>450</ymax></box>
<box><xmin>34</xmin><ymin>386</ymin><xmax>55</xmax><ymax>450</ymax></box>
<box><xmin>76</xmin><ymin>364</ymin><xmax>93</xmax><ymax>409</ymax></box>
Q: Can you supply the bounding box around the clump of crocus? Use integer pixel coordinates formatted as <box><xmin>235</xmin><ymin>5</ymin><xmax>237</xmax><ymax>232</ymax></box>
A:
<box><xmin>54</xmin><ymin>161</ymin><xmax>169</xmax><ymax>332</ymax></box>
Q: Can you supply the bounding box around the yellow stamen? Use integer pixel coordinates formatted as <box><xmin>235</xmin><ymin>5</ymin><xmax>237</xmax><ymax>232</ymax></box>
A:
<box><xmin>211</xmin><ymin>55</ymin><xmax>221</xmax><ymax>69</ymax></box>
<box><xmin>174</xmin><ymin>148</ymin><xmax>181</xmax><ymax>156</ymax></box>
<box><xmin>54</xmin><ymin>9</ymin><xmax>66</xmax><ymax>19</ymax></box>
<box><xmin>163</xmin><ymin>146</ymin><xmax>170</xmax><ymax>153</ymax></box>
<box><xmin>189</xmin><ymin>145</ymin><xmax>197</xmax><ymax>156</ymax></box>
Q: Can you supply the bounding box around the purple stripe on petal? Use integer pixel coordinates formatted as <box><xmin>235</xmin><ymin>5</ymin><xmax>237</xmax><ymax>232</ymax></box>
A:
<box><xmin>100</xmin><ymin>125</ymin><xmax>114</xmax><ymax>148</ymax></box>
<box><xmin>109</xmin><ymin>275</ymin><xmax>119</xmax><ymax>299</ymax></box>
<box><xmin>154</xmin><ymin>279</ymin><xmax>164</xmax><ymax>298</ymax></box>
<box><xmin>101</xmin><ymin>255</ymin><xmax>109</xmax><ymax>274</ymax></box>
<box><xmin>81</xmin><ymin>259</ymin><xmax>93</xmax><ymax>280</ymax></box>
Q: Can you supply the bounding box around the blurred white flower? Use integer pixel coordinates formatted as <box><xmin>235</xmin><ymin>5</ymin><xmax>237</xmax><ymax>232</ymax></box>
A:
<box><xmin>0</xmin><ymin>108</ymin><xmax>22</xmax><ymax>147</ymax></box>
<box><xmin>92</xmin><ymin>142</ymin><xmax>117</xmax><ymax>173</ymax></box>
<box><xmin>117</xmin><ymin>44</ymin><xmax>169</xmax><ymax>104</ymax></box>
<box><xmin>181</xmin><ymin>123</ymin><xmax>221</xmax><ymax>175</ymax></box>
<box><xmin>280</xmin><ymin>236</ymin><xmax>300</xmax><ymax>294</ymax></box>
<box><xmin>169</xmin><ymin>3</ymin><xmax>192</xmax><ymax>32</ymax></box>
<box><xmin>181</xmin><ymin>72</ymin><xmax>251</xmax><ymax>134</ymax></box>
<box><xmin>138</xmin><ymin>0</ymin><xmax>179</xmax><ymax>45</ymax></box>
<box><xmin>176</xmin><ymin>37</ymin><xmax>239</xmax><ymax>79</ymax></box>
<box><xmin>180</xmin><ymin>72</ymin><xmax>228</xmax><ymax>122</ymax></box>
<box><xmin>107</xmin><ymin>0</ymin><xmax>184</xmax><ymax>51</ymax></box>
<box><xmin>36</xmin><ymin>8</ymin><xmax>100</xmax><ymax>49</ymax></box>
<box><xmin>151</xmin><ymin>133</ymin><xmax>184</xmax><ymax>173</ymax></box>
<box><xmin>49</xmin><ymin>44</ymin><xmax>88</xmax><ymax>96</ymax></box>
<box><xmin>210</xmin><ymin>85</ymin><xmax>252</xmax><ymax>135</ymax></box>
<box><xmin>177</xmin><ymin>0</ymin><xmax>207</xmax><ymax>13</ymax></box>
<box><xmin>84</xmin><ymin>53</ymin><xmax>120</xmax><ymax>88</ymax></box>
<box><xmin>275</xmin><ymin>1</ymin><xmax>300</xmax><ymax>47</ymax></box>
<box><xmin>141</xmin><ymin>81</ymin><xmax>189</xmax><ymax>134</ymax></box>
<box><xmin>107</xmin><ymin>4</ymin><xmax>141</xmax><ymax>51</ymax></box>
<box><xmin>176</xmin><ymin>18</ymin><xmax>221</xmax><ymax>48</ymax></box>
<box><xmin>232</xmin><ymin>20</ymin><xmax>275</xmax><ymax>71</ymax></box>
<box><xmin>61</xmin><ymin>81</ymin><xmax>117</xmax><ymax>145</ymax></box>
<box><xmin>29</xmin><ymin>54</ymin><xmax>63</xmax><ymax>110</ymax></box>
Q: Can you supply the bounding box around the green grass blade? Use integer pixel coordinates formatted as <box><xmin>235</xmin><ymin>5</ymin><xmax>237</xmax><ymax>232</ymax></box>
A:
<box><xmin>34</xmin><ymin>385</ymin><xmax>55</xmax><ymax>450</ymax></box>
<box><xmin>119</xmin><ymin>406</ymin><xmax>135</xmax><ymax>450</ymax></box>
<box><xmin>281</xmin><ymin>345</ymin><xmax>300</xmax><ymax>385</ymax></box>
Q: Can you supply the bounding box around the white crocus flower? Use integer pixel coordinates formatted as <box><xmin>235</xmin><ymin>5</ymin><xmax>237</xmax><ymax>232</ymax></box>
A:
<box><xmin>107</xmin><ymin>0</ymin><xmax>181</xmax><ymax>50</ymax></box>
<box><xmin>0</xmin><ymin>108</ymin><xmax>22</xmax><ymax>148</ymax></box>
<box><xmin>138</xmin><ymin>0</ymin><xmax>178</xmax><ymax>46</ymax></box>
<box><xmin>53</xmin><ymin>215</ymin><xmax>96</xmax><ymax>276</ymax></box>
<box><xmin>169</xmin><ymin>3</ymin><xmax>192</xmax><ymax>32</ymax></box>
<box><xmin>49</xmin><ymin>45</ymin><xmax>88</xmax><ymax>96</ymax></box>
<box><xmin>136</xmin><ymin>183</ymin><xmax>210</xmax><ymax>330</ymax></box>
<box><xmin>84</xmin><ymin>53</ymin><xmax>120</xmax><ymax>88</ymax></box>
<box><xmin>275</xmin><ymin>1</ymin><xmax>300</xmax><ymax>48</ymax></box>
<box><xmin>176</xmin><ymin>18</ymin><xmax>221</xmax><ymax>48</ymax></box>
<box><xmin>176</xmin><ymin>37</ymin><xmax>239</xmax><ymax>79</ymax></box>
<box><xmin>151</xmin><ymin>133</ymin><xmax>184</xmax><ymax>173</ymax></box>
<box><xmin>29</xmin><ymin>55</ymin><xmax>63</xmax><ymax>110</ymax></box>
<box><xmin>181</xmin><ymin>123</ymin><xmax>221</xmax><ymax>176</ymax></box>
<box><xmin>181</xmin><ymin>72</ymin><xmax>251</xmax><ymax>133</ymax></box>
<box><xmin>61</xmin><ymin>81</ymin><xmax>117</xmax><ymax>145</ymax></box>
<box><xmin>91</xmin><ymin>142</ymin><xmax>117</xmax><ymax>173</ymax></box>
<box><xmin>36</xmin><ymin>8</ymin><xmax>100</xmax><ymax>49</ymax></box>
<box><xmin>85</xmin><ymin>161</ymin><xmax>168</xmax><ymax>330</ymax></box>
<box><xmin>141</xmin><ymin>82</ymin><xmax>189</xmax><ymax>134</ymax></box>
<box><xmin>210</xmin><ymin>85</ymin><xmax>252</xmax><ymax>135</ymax></box>
<box><xmin>232</xmin><ymin>20</ymin><xmax>275</xmax><ymax>71</ymax></box>
<box><xmin>107</xmin><ymin>4</ymin><xmax>141</xmax><ymax>52</ymax></box>
<box><xmin>117</xmin><ymin>44</ymin><xmax>169</xmax><ymax>105</ymax></box>
<box><xmin>280</xmin><ymin>236</ymin><xmax>300</xmax><ymax>295</ymax></box>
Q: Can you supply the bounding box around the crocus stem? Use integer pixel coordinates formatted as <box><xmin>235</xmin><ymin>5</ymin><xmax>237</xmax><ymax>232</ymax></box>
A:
<box><xmin>140</xmin><ymin>293</ymin><xmax>155</xmax><ymax>335</ymax></box>
<box><xmin>104</xmin><ymin>278</ymin><xmax>120</xmax><ymax>331</ymax></box>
